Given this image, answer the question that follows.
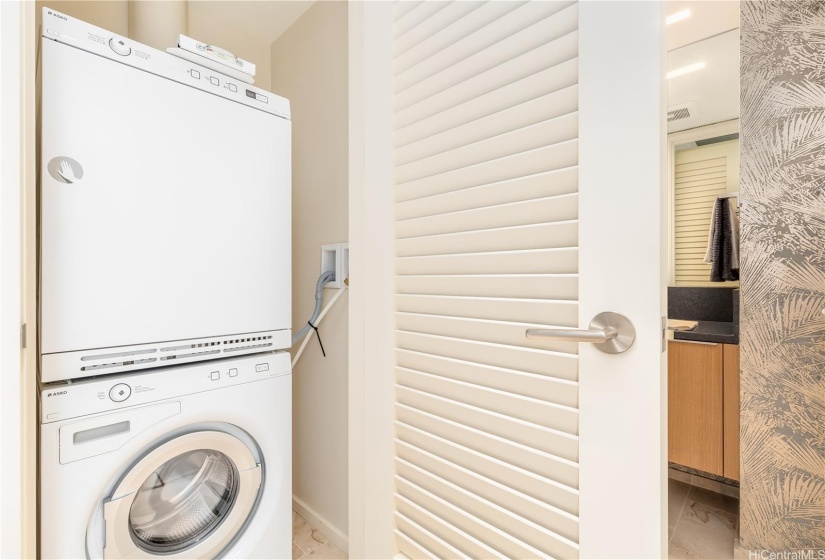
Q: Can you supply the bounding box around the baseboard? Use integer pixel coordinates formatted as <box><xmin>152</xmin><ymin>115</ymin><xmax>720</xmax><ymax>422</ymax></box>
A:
<box><xmin>292</xmin><ymin>495</ymin><xmax>349</xmax><ymax>554</ymax></box>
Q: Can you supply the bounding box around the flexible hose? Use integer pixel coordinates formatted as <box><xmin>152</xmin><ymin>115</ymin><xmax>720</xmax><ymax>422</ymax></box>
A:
<box><xmin>292</xmin><ymin>270</ymin><xmax>336</xmax><ymax>345</ymax></box>
<box><xmin>292</xmin><ymin>282</ymin><xmax>347</xmax><ymax>368</ymax></box>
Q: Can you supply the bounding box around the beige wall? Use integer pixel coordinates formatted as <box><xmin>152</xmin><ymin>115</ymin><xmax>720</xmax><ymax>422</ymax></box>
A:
<box><xmin>36</xmin><ymin>1</ymin><xmax>271</xmax><ymax>91</ymax></box>
<box><xmin>37</xmin><ymin>0</ymin><xmax>129</xmax><ymax>36</ymax></box>
<box><xmin>270</xmin><ymin>0</ymin><xmax>349</xmax><ymax>541</ymax></box>
<box><xmin>187</xmin><ymin>1</ymin><xmax>271</xmax><ymax>91</ymax></box>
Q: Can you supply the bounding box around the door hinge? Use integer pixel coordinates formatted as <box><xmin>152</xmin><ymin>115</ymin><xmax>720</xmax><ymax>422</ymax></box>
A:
<box><xmin>21</xmin><ymin>323</ymin><xmax>27</xmax><ymax>349</ymax></box>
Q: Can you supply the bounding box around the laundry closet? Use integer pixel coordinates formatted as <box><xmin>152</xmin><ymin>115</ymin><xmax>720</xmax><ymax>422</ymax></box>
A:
<box><xmin>32</xmin><ymin>1</ymin><xmax>349</xmax><ymax>558</ymax></box>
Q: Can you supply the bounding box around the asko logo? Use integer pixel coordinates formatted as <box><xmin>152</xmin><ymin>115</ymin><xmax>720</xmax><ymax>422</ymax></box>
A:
<box><xmin>46</xmin><ymin>390</ymin><xmax>67</xmax><ymax>397</ymax></box>
<box><xmin>47</xmin><ymin>11</ymin><xmax>68</xmax><ymax>21</ymax></box>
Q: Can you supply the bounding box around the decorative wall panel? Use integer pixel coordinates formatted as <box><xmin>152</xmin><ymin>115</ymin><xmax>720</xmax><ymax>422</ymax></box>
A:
<box><xmin>740</xmin><ymin>1</ymin><xmax>825</xmax><ymax>551</ymax></box>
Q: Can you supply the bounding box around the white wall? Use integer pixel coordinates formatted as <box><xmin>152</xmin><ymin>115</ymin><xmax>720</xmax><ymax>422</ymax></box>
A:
<box><xmin>2</xmin><ymin>2</ymin><xmax>37</xmax><ymax>557</ymax></box>
<box><xmin>270</xmin><ymin>0</ymin><xmax>349</xmax><ymax>546</ymax></box>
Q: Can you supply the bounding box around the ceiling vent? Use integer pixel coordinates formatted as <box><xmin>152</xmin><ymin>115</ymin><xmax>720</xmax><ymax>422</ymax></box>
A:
<box><xmin>667</xmin><ymin>102</ymin><xmax>698</xmax><ymax>123</ymax></box>
<box><xmin>668</xmin><ymin>108</ymin><xmax>691</xmax><ymax>122</ymax></box>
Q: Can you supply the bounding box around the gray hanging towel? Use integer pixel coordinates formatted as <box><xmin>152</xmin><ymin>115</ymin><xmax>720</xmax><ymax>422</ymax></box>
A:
<box><xmin>705</xmin><ymin>197</ymin><xmax>739</xmax><ymax>282</ymax></box>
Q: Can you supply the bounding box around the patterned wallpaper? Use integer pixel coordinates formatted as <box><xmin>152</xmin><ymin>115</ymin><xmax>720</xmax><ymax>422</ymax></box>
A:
<box><xmin>740</xmin><ymin>1</ymin><xmax>825</xmax><ymax>551</ymax></box>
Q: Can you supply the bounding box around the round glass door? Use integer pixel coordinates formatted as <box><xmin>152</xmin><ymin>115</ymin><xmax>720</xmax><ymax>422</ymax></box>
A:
<box><xmin>127</xmin><ymin>449</ymin><xmax>240</xmax><ymax>554</ymax></box>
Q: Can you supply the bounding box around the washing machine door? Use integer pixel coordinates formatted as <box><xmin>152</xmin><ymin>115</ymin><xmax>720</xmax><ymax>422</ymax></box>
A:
<box><xmin>103</xmin><ymin>431</ymin><xmax>262</xmax><ymax>559</ymax></box>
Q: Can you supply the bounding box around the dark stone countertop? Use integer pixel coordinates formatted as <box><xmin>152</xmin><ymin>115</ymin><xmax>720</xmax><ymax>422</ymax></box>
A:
<box><xmin>674</xmin><ymin>321</ymin><xmax>739</xmax><ymax>345</ymax></box>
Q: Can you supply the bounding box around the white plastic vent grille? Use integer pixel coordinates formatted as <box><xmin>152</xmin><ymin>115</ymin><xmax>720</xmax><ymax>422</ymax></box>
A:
<box><xmin>44</xmin><ymin>330</ymin><xmax>290</xmax><ymax>381</ymax></box>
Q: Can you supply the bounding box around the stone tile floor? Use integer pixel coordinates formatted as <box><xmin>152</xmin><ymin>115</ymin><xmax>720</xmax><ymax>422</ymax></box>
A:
<box><xmin>292</xmin><ymin>478</ymin><xmax>736</xmax><ymax>559</ymax></box>
<box><xmin>669</xmin><ymin>478</ymin><xmax>739</xmax><ymax>559</ymax></box>
<box><xmin>293</xmin><ymin>511</ymin><xmax>348</xmax><ymax>560</ymax></box>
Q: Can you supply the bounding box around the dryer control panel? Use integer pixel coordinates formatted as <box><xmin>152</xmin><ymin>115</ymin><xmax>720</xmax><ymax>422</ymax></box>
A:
<box><xmin>40</xmin><ymin>352</ymin><xmax>290</xmax><ymax>424</ymax></box>
<box><xmin>41</xmin><ymin>8</ymin><xmax>289</xmax><ymax>120</ymax></box>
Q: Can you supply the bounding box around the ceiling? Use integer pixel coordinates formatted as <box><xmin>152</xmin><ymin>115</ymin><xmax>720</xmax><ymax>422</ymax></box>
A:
<box><xmin>666</xmin><ymin>0</ymin><xmax>739</xmax><ymax>52</ymax></box>
<box><xmin>188</xmin><ymin>0</ymin><xmax>315</xmax><ymax>46</ymax></box>
<box><xmin>666</xmin><ymin>2</ymin><xmax>740</xmax><ymax>133</ymax></box>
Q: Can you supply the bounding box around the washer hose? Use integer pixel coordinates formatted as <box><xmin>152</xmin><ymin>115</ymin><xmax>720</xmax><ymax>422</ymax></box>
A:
<box><xmin>292</xmin><ymin>270</ymin><xmax>336</xmax><ymax>345</ymax></box>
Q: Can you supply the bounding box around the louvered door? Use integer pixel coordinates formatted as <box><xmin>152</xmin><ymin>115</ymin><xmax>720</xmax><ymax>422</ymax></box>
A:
<box><xmin>393</xmin><ymin>2</ymin><xmax>580</xmax><ymax>559</ymax></box>
<box><xmin>351</xmin><ymin>2</ymin><xmax>667</xmax><ymax>558</ymax></box>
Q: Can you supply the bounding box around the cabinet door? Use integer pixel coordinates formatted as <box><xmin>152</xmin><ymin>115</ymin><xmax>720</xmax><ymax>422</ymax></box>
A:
<box><xmin>668</xmin><ymin>340</ymin><xmax>724</xmax><ymax>475</ymax></box>
<box><xmin>723</xmin><ymin>344</ymin><xmax>740</xmax><ymax>480</ymax></box>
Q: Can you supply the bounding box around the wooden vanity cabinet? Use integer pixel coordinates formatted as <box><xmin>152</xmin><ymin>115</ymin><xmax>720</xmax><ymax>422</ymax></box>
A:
<box><xmin>668</xmin><ymin>341</ymin><xmax>740</xmax><ymax>480</ymax></box>
<box><xmin>722</xmin><ymin>344</ymin><xmax>740</xmax><ymax>480</ymax></box>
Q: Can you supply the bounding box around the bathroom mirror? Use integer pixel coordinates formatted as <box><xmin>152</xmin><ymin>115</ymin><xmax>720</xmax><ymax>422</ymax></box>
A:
<box><xmin>666</xmin><ymin>2</ymin><xmax>741</xmax><ymax>287</ymax></box>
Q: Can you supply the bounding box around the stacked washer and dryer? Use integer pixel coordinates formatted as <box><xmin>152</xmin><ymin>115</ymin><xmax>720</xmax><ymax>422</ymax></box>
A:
<box><xmin>38</xmin><ymin>10</ymin><xmax>292</xmax><ymax>559</ymax></box>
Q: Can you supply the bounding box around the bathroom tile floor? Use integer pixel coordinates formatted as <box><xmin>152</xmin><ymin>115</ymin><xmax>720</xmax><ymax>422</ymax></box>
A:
<box><xmin>669</xmin><ymin>477</ymin><xmax>739</xmax><ymax>559</ymax></box>
<box><xmin>293</xmin><ymin>511</ymin><xmax>348</xmax><ymax>560</ymax></box>
<box><xmin>292</xmin><ymin>479</ymin><xmax>735</xmax><ymax>559</ymax></box>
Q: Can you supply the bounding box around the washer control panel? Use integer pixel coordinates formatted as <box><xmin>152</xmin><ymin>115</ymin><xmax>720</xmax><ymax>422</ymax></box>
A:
<box><xmin>40</xmin><ymin>352</ymin><xmax>290</xmax><ymax>423</ymax></box>
<box><xmin>109</xmin><ymin>383</ymin><xmax>131</xmax><ymax>402</ymax></box>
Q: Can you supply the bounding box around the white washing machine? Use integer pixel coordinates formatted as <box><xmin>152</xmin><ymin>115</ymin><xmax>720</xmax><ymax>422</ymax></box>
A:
<box><xmin>40</xmin><ymin>352</ymin><xmax>291</xmax><ymax>559</ymax></box>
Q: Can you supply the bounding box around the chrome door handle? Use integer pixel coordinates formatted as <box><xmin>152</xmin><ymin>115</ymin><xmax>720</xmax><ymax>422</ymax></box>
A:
<box><xmin>526</xmin><ymin>312</ymin><xmax>636</xmax><ymax>354</ymax></box>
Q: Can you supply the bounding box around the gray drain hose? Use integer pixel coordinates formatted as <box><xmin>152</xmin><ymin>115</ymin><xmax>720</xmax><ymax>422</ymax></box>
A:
<box><xmin>292</xmin><ymin>270</ymin><xmax>336</xmax><ymax>345</ymax></box>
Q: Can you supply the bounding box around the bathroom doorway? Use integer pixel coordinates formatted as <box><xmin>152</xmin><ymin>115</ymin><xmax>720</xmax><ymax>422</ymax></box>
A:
<box><xmin>665</xmin><ymin>2</ymin><xmax>742</xmax><ymax>557</ymax></box>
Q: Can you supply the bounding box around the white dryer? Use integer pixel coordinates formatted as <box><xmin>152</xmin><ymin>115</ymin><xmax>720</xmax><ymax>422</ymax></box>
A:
<box><xmin>40</xmin><ymin>353</ymin><xmax>291</xmax><ymax>559</ymax></box>
<box><xmin>39</xmin><ymin>9</ymin><xmax>292</xmax><ymax>382</ymax></box>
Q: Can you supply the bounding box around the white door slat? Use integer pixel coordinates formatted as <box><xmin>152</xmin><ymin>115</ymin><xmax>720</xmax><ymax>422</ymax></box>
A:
<box><xmin>395</xmin><ymin>294</ymin><xmax>578</xmax><ymax>326</ymax></box>
<box><xmin>396</xmin><ymin>87</ymin><xmax>578</xmax><ymax>168</ymax></box>
<box><xmin>396</xmin><ymin>384</ymin><xmax>578</xmax><ymax>458</ymax></box>
<box><xmin>396</xmin><ymin>477</ymin><xmax>546</xmax><ymax>560</ymax></box>
<box><xmin>395</xmin><ymin>58</ymin><xmax>578</xmax><ymax>149</ymax></box>
<box><xmin>395</xmin><ymin>348</ymin><xmax>578</xmax><ymax>407</ymax></box>
<box><xmin>397</xmin><ymin>366</ymin><xmax>578</xmax><ymax>433</ymax></box>
<box><xmin>396</xmin><ymin>439</ymin><xmax>579</xmax><ymax>536</ymax></box>
<box><xmin>395</xmin><ymin>273</ymin><xmax>578</xmax><ymax>299</ymax></box>
<box><xmin>395</xmin><ymin>31</ymin><xmax>578</xmax><ymax>129</ymax></box>
<box><xmin>395</xmin><ymin>113</ymin><xmax>577</xmax><ymax>186</ymax></box>
<box><xmin>395</xmin><ymin>1</ymin><xmax>571</xmax><ymax>93</ymax></box>
<box><xmin>396</xmin><ymin>247</ymin><xmax>578</xmax><ymax>275</ymax></box>
<box><xmin>396</xmin><ymin>330</ymin><xmax>578</xmax><ymax>381</ymax></box>
<box><xmin>396</xmin><ymin>462</ymin><xmax>579</xmax><ymax>559</ymax></box>
<box><xmin>396</xmin><ymin>166</ymin><xmax>577</xmax><ymax>220</ymax></box>
<box><xmin>395</xmin><ymin>3</ymin><xmax>577</xmax><ymax>110</ymax></box>
<box><xmin>393</xmin><ymin>528</ymin><xmax>440</xmax><ymax>560</ymax></box>
<box><xmin>395</xmin><ymin>2</ymin><xmax>517</xmax><ymax>75</ymax></box>
<box><xmin>396</xmin><ymin>139</ymin><xmax>578</xmax><ymax>202</ymax></box>
<box><xmin>395</xmin><ymin>497</ymin><xmax>501</xmax><ymax>559</ymax></box>
<box><xmin>395</xmin><ymin>312</ymin><xmax>578</xmax><ymax>355</ymax></box>
<box><xmin>395</xmin><ymin>418</ymin><xmax>579</xmax><ymax>503</ymax></box>
<box><xmin>396</xmin><ymin>221</ymin><xmax>578</xmax><ymax>257</ymax></box>
<box><xmin>394</xmin><ymin>2</ymin><xmax>451</xmax><ymax>41</ymax></box>
<box><xmin>396</xmin><ymin>193</ymin><xmax>578</xmax><ymax>238</ymax></box>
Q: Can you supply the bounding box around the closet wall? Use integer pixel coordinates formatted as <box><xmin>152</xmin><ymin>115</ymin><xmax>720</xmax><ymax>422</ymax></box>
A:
<box><xmin>270</xmin><ymin>1</ymin><xmax>350</xmax><ymax>549</ymax></box>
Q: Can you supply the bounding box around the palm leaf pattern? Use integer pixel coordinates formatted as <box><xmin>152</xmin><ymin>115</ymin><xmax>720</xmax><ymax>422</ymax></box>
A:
<box><xmin>741</xmin><ymin>0</ymin><xmax>825</xmax><ymax>550</ymax></box>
